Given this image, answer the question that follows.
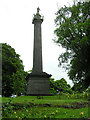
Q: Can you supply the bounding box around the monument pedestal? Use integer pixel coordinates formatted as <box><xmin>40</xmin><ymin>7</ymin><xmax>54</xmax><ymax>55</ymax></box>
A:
<box><xmin>27</xmin><ymin>72</ymin><xmax>51</xmax><ymax>96</ymax></box>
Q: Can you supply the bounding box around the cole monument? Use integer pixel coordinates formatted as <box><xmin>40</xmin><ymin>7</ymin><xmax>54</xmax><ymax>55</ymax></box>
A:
<box><xmin>26</xmin><ymin>8</ymin><xmax>52</xmax><ymax>95</ymax></box>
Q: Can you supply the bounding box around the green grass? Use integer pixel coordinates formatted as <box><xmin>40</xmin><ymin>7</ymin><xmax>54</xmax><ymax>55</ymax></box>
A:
<box><xmin>0</xmin><ymin>97</ymin><xmax>1</xmax><ymax>100</ymax></box>
<box><xmin>0</xmin><ymin>97</ymin><xmax>2</xmax><ymax>120</ymax></box>
<box><xmin>2</xmin><ymin>95</ymin><xmax>87</xmax><ymax>105</ymax></box>
<box><xmin>3</xmin><ymin>106</ymin><xmax>89</xmax><ymax>119</ymax></box>
<box><xmin>2</xmin><ymin>95</ymin><xmax>89</xmax><ymax>119</ymax></box>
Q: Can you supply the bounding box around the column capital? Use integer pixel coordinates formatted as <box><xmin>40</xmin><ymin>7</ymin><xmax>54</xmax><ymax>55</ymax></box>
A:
<box><xmin>32</xmin><ymin>8</ymin><xmax>44</xmax><ymax>24</ymax></box>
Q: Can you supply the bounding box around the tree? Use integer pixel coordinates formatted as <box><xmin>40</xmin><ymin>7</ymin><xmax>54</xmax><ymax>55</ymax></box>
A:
<box><xmin>12</xmin><ymin>71</ymin><xmax>28</xmax><ymax>96</ymax></box>
<box><xmin>2</xmin><ymin>43</ymin><xmax>25</xmax><ymax>96</ymax></box>
<box><xmin>0</xmin><ymin>44</ymin><xmax>2</xmax><ymax>95</ymax></box>
<box><xmin>54</xmin><ymin>1</ymin><xmax>90</xmax><ymax>90</ymax></box>
<box><xmin>55</xmin><ymin>78</ymin><xmax>72</xmax><ymax>94</ymax></box>
<box><xmin>50</xmin><ymin>78</ymin><xmax>57</xmax><ymax>95</ymax></box>
<box><xmin>72</xmin><ymin>82</ymin><xmax>85</xmax><ymax>92</ymax></box>
<box><xmin>50</xmin><ymin>78</ymin><xmax>72</xmax><ymax>95</ymax></box>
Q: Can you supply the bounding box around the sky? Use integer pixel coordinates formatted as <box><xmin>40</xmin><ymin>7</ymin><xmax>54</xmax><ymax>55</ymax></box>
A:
<box><xmin>0</xmin><ymin>0</ymin><xmax>76</xmax><ymax>86</ymax></box>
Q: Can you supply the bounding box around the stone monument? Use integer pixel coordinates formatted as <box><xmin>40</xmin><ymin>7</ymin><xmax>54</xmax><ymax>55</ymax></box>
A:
<box><xmin>26</xmin><ymin>7</ymin><xmax>52</xmax><ymax>96</ymax></box>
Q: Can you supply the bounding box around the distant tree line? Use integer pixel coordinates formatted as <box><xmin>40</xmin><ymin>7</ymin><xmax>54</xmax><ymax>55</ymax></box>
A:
<box><xmin>50</xmin><ymin>78</ymin><xmax>72</xmax><ymax>95</ymax></box>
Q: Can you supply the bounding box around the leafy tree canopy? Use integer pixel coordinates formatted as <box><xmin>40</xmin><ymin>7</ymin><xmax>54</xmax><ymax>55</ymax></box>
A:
<box><xmin>0</xmin><ymin>44</ymin><xmax>2</xmax><ymax>95</ymax></box>
<box><xmin>50</xmin><ymin>78</ymin><xmax>72</xmax><ymax>95</ymax></box>
<box><xmin>12</xmin><ymin>70</ymin><xmax>27</xmax><ymax>96</ymax></box>
<box><xmin>54</xmin><ymin>1</ymin><xmax>90</xmax><ymax>89</ymax></box>
<box><xmin>2</xmin><ymin>43</ymin><xmax>26</xmax><ymax>96</ymax></box>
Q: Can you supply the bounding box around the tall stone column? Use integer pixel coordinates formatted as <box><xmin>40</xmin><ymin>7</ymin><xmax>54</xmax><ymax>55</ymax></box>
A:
<box><xmin>32</xmin><ymin>8</ymin><xmax>43</xmax><ymax>74</ymax></box>
<box><xmin>26</xmin><ymin>8</ymin><xmax>52</xmax><ymax>96</ymax></box>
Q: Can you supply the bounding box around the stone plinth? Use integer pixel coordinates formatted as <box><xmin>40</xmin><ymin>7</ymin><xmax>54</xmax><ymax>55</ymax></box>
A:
<box><xmin>27</xmin><ymin>72</ymin><xmax>51</xmax><ymax>96</ymax></box>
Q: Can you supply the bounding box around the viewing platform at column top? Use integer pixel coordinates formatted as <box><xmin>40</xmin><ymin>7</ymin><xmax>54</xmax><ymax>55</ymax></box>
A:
<box><xmin>32</xmin><ymin>7</ymin><xmax>44</xmax><ymax>23</ymax></box>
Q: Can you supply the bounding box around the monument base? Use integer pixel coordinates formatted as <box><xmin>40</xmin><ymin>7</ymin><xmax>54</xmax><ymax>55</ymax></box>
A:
<box><xmin>26</xmin><ymin>72</ymin><xmax>51</xmax><ymax>96</ymax></box>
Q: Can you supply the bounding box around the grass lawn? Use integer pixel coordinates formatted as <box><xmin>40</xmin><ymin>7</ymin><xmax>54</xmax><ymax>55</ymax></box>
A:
<box><xmin>2</xmin><ymin>95</ymin><xmax>89</xmax><ymax>119</ymax></box>
<box><xmin>3</xmin><ymin>106</ymin><xmax>89</xmax><ymax>119</ymax></box>
<box><xmin>2</xmin><ymin>95</ymin><xmax>87</xmax><ymax>105</ymax></box>
<box><xmin>0</xmin><ymin>97</ymin><xmax>2</xmax><ymax>120</ymax></box>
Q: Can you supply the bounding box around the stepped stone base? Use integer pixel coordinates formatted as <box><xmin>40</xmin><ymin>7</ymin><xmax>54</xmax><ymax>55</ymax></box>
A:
<box><xmin>26</xmin><ymin>72</ymin><xmax>51</xmax><ymax>96</ymax></box>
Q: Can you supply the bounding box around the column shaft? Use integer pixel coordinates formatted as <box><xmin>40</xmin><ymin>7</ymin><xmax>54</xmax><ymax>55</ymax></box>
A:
<box><xmin>33</xmin><ymin>20</ymin><xmax>43</xmax><ymax>73</ymax></box>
